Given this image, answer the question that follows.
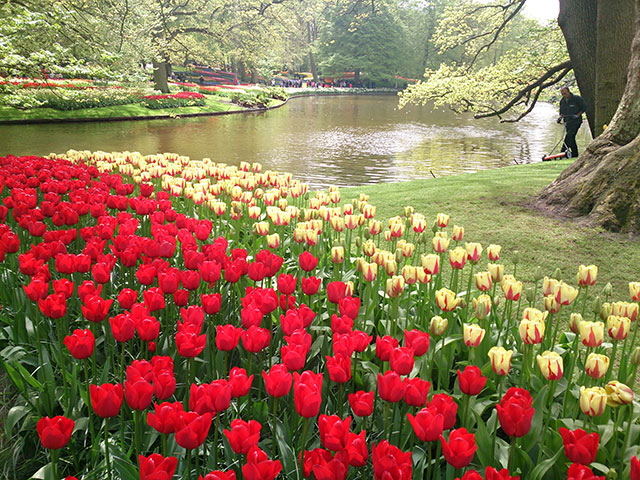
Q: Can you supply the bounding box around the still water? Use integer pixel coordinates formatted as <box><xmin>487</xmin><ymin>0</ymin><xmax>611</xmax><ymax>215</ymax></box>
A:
<box><xmin>0</xmin><ymin>95</ymin><xmax>590</xmax><ymax>189</ymax></box>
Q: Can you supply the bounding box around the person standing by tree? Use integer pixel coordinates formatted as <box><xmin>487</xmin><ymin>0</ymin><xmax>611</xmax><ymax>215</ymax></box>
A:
<box><xmin>558</xmin><ymin>86</ymin><xmax>587</xmax><ymax>158</ymax></box>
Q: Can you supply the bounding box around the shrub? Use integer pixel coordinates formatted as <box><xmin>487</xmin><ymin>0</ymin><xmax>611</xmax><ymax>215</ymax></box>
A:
<box><xmin>140</xmin><ymin>91</ymin><xmax>206</xmax><ymax>109</ymax></box>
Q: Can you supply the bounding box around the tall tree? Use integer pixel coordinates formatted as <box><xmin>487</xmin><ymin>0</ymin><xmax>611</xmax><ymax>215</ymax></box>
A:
<box><xmin>536</xmin><ymin>0</ymin><xmax>640</xmax><ymax>232</ymax></box>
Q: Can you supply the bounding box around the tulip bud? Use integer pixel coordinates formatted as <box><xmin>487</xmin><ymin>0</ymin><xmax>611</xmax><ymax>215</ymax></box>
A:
<box><xmin>429</xmin><ymin>315</ymin><xmax>448</xmax><ymax>336</ymax></box>
<box><xmin>579</xmin><ymin>386</ymin><xmax>607</xmax><ymax>417</ymax></box>
<box><xmin>422</xmin><ymin>254</ymin><xmax>440</xmax><ymax>275</ymax></box>
<box><xmin>579</xmin><ymin>321</ymin><xmax>604</xmax><ymax>347</ymax></box>
<box><xmin>552</xmin><ymin>267</ymin><xmax>562</xmax><ymax>279</ymax></box>
<box><xmin>632</xmin><ymin>347</ymin><xmax>640</xmax><ymax>365</ymax></box>
<box><xmin>630</xmin><ymin>282</ymin><xmax>640</xmax><ymax>302</ymax></box>
<box><xmin>266</xmin><ymin>233</ymin><xmax>280</xmax><ymax>249</ymax></box>
<box><xmin>487</xmin><ymin>244</ymin><xmax>501</xmax><ymax>261</ymax></box>
<box><xmin>592</xmin><ymin>296</ymin><xmax>602</xmax><ymax>316</ymax></box>
<box><xmin>331</xmin><ymin>246</ymin><xmax>345</xmax><ymax>264</ymax></box>
<box><xmin>519</xmin><ymin>318</ymin><xmax>545</xmax><ymax>344</ymax></box>
<box><xmin>577</xmin><ymin>264</ymin><xmax>598</xmax><ymax>287</ymax></box>
<box><xmin>603</xmin><ymin>282</ymin><xmax>613</xmax><ymax>297</ymax></box>
<box><xmin>544</xmin><ymin>295</ymin><xmax>561</xmax><ymax>314</ymax></box>
<box><xmin>569</xmin><ymin>313</ymin><xmax>582</xmax><ymax>334</ymax></box>
<box><xmin>473</xmin><ymin>295</ymin><xmax>491</xmax><ymax>320</ymax></box>
<box><xmin>404</xmin><ymin>206</ymin><xmax>414</xmax><ymax>217</ymax></box>
<box><xmin>512</xmin><ymin>250</ymin><xmax>520</xmax><ymax>265</ymax></box>
<box><xmin>488</xmin><ymin>263</ymin><xmax>504</xmax><ymax>283</ymax></box>
<box><xmin>386</xmin><ymin>276</ymin><xmax>404</xmax><ymax>298</ymax></box>
<box><xmin>584</xmin><ymin>353</ymin><xmax>609</xmax><ymax>379</ymax></box>
<box><xmin>435</xmin><ymin>288</ymin><xmax>459</xmax><ymax>312</ymax></box>
<box><xmin>600</xmin><ymin>302</ymin><xmax>612</xmax><ymax>321</ymax></box>
<box><xmin>524</xmin><ymin>287</ymin><xmax>535</xmax><ymax>303</ymax></box>
<box><xmin>452</xmin><ymin>225</ymin><xmax>464</xmax><ymax>242</ymax></box>
<box><xmin>354</xmin><ymin>236</ymin><xmax>362</xmax><ymax>248</ymax></box>
<box><xmin>537</xmin><ymin>351</ymin><xmax>563</xmax><ymax>380</ymax></box>
<box><xmin>488</xmin><ymin>346</ymin><xmax>513</xmax><ymax>376</ymax></box>
<box><xmin>607</xmin><ymin>315</ymin><xmax>630</xmax><ymax>341</ymax></box>
<box><xmin>449</xmin><ymin>247</ymin><xmax>467</xmax><ymax>270</ymax></box>
<box><xmin>465</xmin><ymin>242</ymin><xmax>482</xmax><ymax>264</ymax></box>
<box><xmin>463</xmin><ymin>324</ymin><xmax>486</xmax><ymax>347</ymax></box>
<box><xmin>436</xmin><ymin>213</ymin><xmax>449</xmax><ymax>228</ymax></box>
<box><xmin>395</xmin><ymin>248</ymin><xmax>403</xmax><ymax>264</ymax></box>
<box><xmin>605</xmin><ymin>381</ymin><xmax>634</xmax><ymax>406</ymax></box>
<box><xmin>533</xmin><ymin>266</ymin><xmax>543</xmax><ymax>281</ymax></box>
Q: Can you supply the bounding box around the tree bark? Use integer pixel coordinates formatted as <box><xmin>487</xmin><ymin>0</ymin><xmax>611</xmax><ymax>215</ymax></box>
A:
<box><xmin>152</xmin><ymin>60</ymin><xmax>170</xmax><ymax>93</ymax></box>
<box><xmin>537</xmin><ymin>1</ymin><xmax>640</xmax><ymax>233</ymax></box>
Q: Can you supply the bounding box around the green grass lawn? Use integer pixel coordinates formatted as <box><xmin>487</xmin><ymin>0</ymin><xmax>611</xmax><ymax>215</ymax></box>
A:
<box><xmin>0</xmin><ymin>96</ymin><xmax>253</xmax><ymax>122</ymax></box>
<box><xmin>342</xmin><ymin>159</ymin><xmax>638</xmax><ymax>301</ymax></box>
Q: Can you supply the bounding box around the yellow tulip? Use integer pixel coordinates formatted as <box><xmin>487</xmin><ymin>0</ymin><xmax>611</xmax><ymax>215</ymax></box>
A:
<box><xmin>473</xmin><ymin>295</ymin><xmax>492</xmax><ymax>320</ymax></box>
<box><xmin>487</xmin><ymin>244</ymin><xmax>502</xmax><ymax>261</ymax></box>
<box><xmin>537</xmin><ymin>351</ymin><xmax>563</xmax><ymax>380</ymax></box>
<box><xmin>607</xmin><ymin>315</ymin><xmax>631</xmax><ymax>340</ymax></box>
<box><xmin>435</xmin><ymin>288</ymin><xmax>460</xmax><ymax>312</ymax></box>
<box><xmin>630</xmin><ymin>282</ymin><xmax>640</xmax><ymax>302</ymax></box>
<box><xmin>465</xmin><ymin>242</ymin><xmax>483</xmax><ymax>263</ymax></box>
<box><xmin>436</xmin><ymin>213</ymin><xmax>449</xmax><ymax>228</ymax></box>
<box><xmin>605</xmin><ymin>381</ymin><xmax>634</xmax><ymax>406</ymax></box>
<box><xmin>463</xmin><ymin>324</ymin><xmax>486</xmax><ymax>347</ymax></box>
<box><xmin>519</xmin><ymin>318</ymin><xmax>545</xmax><ymax>344</ymax></box>
<box><xmin>577</xmin><ymin>264</ymin><xmax>598</xmax><ymax>287</ymax></box>
<box><xmin>488</xmin><ymin>263</ymin><xmax>504</xmax><ymax>283</ymax></box>
<box><xmin>449</xmin><ymin>247</ymin><xmax>467</xmax><ymax>270</ymax></box>
<box><xmin>474</xmin><ymin>271</ymin><xmax>493</xmax><ymax>292</ymax></box>
<box><xmin>452</xmin><ymin>225</ymin><xmax>464</xmax><ymax>242</ymax></box>
<box><xmin>584</xmin><ymin>353</ymin><xmax>609</xmax><ymax>379</ymax></box>
<box><xmin>422</xmin><ymin>254</ymin><xmax>440</xmax><ymax>275</ymax></box>
<box><xmin>331</xmin><ymin>246</ymin><xmax>345</xmax><ymax>264</ymax></box>
<box><xmin>579</xmin><ymin>386</ymin><xmax>607</xmax><ymax>417</ymax></box>
<box><xmin>488</xmin><ymin>346</ymin><xmax>513</xmax><ymax>376</ymax></box>
<box><xmin>429</xmin><ymin>315</ymin><xmax>448</xmax><ymax>336</ymax></box>
<box><xmin>579</xmin><ymin>321</ymin><xmax>605</xmax><ymax>347</ymax></box>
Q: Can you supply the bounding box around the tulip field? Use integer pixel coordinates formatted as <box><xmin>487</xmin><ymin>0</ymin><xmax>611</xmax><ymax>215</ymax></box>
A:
<box><xmin>1</xmin><ymin>151</ymin><xmax>640</xmax><ymax>480</ymax></box>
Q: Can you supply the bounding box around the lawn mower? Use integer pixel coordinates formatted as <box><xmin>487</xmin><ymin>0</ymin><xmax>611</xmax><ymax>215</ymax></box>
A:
<box><xmin>542</xmin><ymin>121</ymin><xmax>572</xmax><ymax>161</ymax></box>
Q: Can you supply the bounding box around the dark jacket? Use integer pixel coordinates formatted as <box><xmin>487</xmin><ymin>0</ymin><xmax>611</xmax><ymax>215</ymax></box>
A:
<box><xmin>560</xmin><ymin>94</ymin><xmax>587</xmax><ymax>123</ymax></box>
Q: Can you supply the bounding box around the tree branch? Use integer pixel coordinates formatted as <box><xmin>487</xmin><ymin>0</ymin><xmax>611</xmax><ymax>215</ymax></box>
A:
<box><xmin>474</xmin><ymin>60</ymin><xmax>572</xmax><ymax>119</ymax></box>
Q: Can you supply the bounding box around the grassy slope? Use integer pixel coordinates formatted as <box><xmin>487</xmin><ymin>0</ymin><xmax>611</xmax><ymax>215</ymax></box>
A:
<box><xmin>0</xmin><ymin>96</ymin><xmax>248</xmax><ymax>121</ymax></box>
<box><xmin>342</xmin><ymin>159</ymin><xmax>638</xmax><ymax>300</ymax></box>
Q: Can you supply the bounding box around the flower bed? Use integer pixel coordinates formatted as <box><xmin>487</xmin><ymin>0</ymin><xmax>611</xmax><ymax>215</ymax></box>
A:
<box><xmin>0</xmin><ymin>151</ymin><xmax>639</xmax><ymax>480</ymax></box>
<box><xmin>140</xmin><ymin>92</ymin><xmax>207</xmax><ymax>110</ymax></box>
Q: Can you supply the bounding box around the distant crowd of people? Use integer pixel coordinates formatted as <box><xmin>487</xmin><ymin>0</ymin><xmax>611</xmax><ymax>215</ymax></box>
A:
<box><xmin>270</xmin><ymin>78</ymin><xmax>377</xmax><ymax>89</ymax></box>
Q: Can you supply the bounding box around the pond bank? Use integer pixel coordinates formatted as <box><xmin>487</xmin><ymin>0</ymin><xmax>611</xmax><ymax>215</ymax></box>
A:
<box><xmin>0</xmin><ymin>88</ymin><xmax>394</xmax><ymax>125</ymax></box>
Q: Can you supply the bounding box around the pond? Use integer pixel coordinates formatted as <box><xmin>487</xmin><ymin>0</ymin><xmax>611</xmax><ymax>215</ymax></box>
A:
<box><xmin>0</xmin><ymin>95</ymin><xmax>591</xmax><ymax>189</ymax></box>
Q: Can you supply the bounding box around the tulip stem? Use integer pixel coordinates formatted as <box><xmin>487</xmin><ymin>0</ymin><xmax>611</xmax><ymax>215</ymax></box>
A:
<box><xmin>461</xmin><ymin>394</ymin><xmax>470</xmax><ymax>429</ymax></box>
<box><xmin>622</xmin><ymin>404</ymin><xmax>634</xmax><ymax>459</ymax></box>
<box><xmin>105</xmin><ymin>417</ymin><xmax>113</xmax><ymax>480</ymax></box>
<box><xmin>537</xmin><ymin>380</ymin><xmax>558</xmax><ymax>463</ymax></box>
<box><xmin>508</xmin><ymin>437</ymin><xmax>517</xmax><ymax>472</ymax></box>
<box><xmin>562</xmin><ymin>335</ymin><xmax>581</xmax><ymax>417</ymax></box>
<box><xmin>213</xmin><ymin>413</ymin><xmax>220</xmax><ymax>468</ymax></box>
<box><xmin>384</xmin><ymin>402</ymin><xmax>391</xmax><ymax>441</ymax></box>
<box><xmin>50</xmin><ymin>448</ymin><xmax>59</xmax><ymax>480</ymax></box>
<box><xmin>186</xmin><ymin>449</ymin><xmax>192</xmax><ymax>480</ymax></box>
<box><xmin>84</xmin><ymin>363</ymin><xmax>96</xmax><ymax>463</ymax></box>
<box><xmin>605</xmin><ymin>341</ymin><xmax>618</xmax><ymax>383</ymax></box>
<box><xmin>298</xmin><ymin>417</ymin><xmax>311</xmax><ymax>479</ymax></box>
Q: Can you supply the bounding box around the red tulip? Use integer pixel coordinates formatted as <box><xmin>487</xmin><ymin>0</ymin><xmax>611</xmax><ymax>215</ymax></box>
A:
<box><xmin>36</xmin><ymin>416</ymin><xmax>74</xmax><ymax>449</ymax></box>
<box><xmin>293</xmin><ymin>370</ymin><xmax>323</xmax><ymax>418</ymax></box>
<box><xmin>143</xmin><ymin>287</ymin><xmax>165</xmax><ymax>312</ymax></box>
<box><xmin>64</xmin><ymin>329</ymin><xmax>95</xmax><ymax>359</ymax></box>
<box><xmin>299</xmin><ymin>251</ymin><xmax>318</xmax><ymax>271</ymax></box>
<box><xmin>559</xmin><ymin>428</ymin><xmax>599</xmax><ymax>465</ymax></box>
<box><xmin>312</xmin><ymin>451</ymin><xmax>350</xmax><ymax>480</ymax></box>
<box><xmin>181</xmin><ymin>269</ymin><xmax>201</xmax><ymax>290</ymax></box>
<box><xmin>377</xmin><ymin>371</ymin><xmax>405</xmax><ymax>403</ymax></box>
<box><xmin>77</xmin><ymin>280</ymin><xmax>102</xmax><ymax>303</ymax></box>
<box><xmin>180</xmin><ymin>305</ymin><xmax>205</xmax><ymax>330</ymax></box>
<box><xmin>567</xmin><ymin>463</ymin><xmax>605</xmax><ymax>480</ymax></box>
<box><xmin>199</xmin><ymin>471</ymin><xmax>237</xmax><ymax>480</ymax></box>
<box><xmin>90</xmin><ymin>383</ymin><xmax>123</xmax><ymax>418</ymax></box>
<box><xmin>173</xmin><ymin>289</ymin><xmax>189</xmax><ymax>306</ymax></box>
<box><xmin>229</xmin><ymin>367</ymin><xmax>254</xmax><ymax>398</ymax></box>
<box><xmin>338</xmin><ymin>296</ymin><xmax>360</xmax><ymax>320</ymax></box>
<box><xmin>176</xmin><ymin>322</ymin><xmax>207</xmax><ymax>358</ymax></box>
<box><xmin>440</xmin><ymin>428</ymin><xmax>477</xmax><ymax>469</ymax></box>
<box><xmin>138</xmin><ymin>453</ymin><xmax>178</xmax><ymax>480</ymax></box>
<box><xmin>351</xmin><ymin>330</ymin><xmax>373</xmax><ymax>352</ymax></box>
<box><xmin>243</xmin><ymin>446</ymin><xmax>282</xmax><ymax>480</ymax></box>
<box><xmin>82</xmin><ymin>294</ymin><xmax>113</xmax><ymax>323</ymax></box>
<box><xmin>199</xmin><ymin>261</ymin><xmax>222</xmax><ymax>285</ymax></box>
<box><xmin>485</xmin><ymin>466</ymin><xmax>520</xmax><ymax>480</ymax></box>
<box><xmin>348</xmin><ymin>391</ymin><xmax>374</xmax><ymax>417</ymax></box>
<box><xmin>404</xmin><ymin>329</ymin><xmax>430</xmax><ymax>356</ymax></box>
<box><xmin>223</xmin><ymin>419</ymin><xmax>262</xmax><ymax>454</ymax></box>
<box><xmin>371</xmin><ymin>440</ymin><xmax>413</xmax><ymax>480</ymax></box>
<box><xmin>496</xmin><ymin>387</ymin><xmax>535</xmax><ymax>438</ymax></box>
<box><xmin>277</xmin><ymin>273</ymin><xmax>296</xmax><ymax>295</ymax></box>
<box><xmin>23</xmin><ymin>277</ymin><xmax>48</xmax><ymax>302</ymax></box>
<box><xmin>175</xmin><ymin>411</ymin><xmax>213</xmax><ymax>449</ymax></box>
<box><xmin>282</xmin><ymin>343</ymin><xmax>308</xmax><ymax>371</ymax></box>
<box><xmin>301</xmin><ymin>276</ymin><xmax>321</xmax><ymax>295</ymax></box>
<box><xmin>403</xmin><ymin>377</ymin><xmax>430</xmax><ymax>407</ymax></box>
<box><xmin>117</xmin><ymin>288</ymin><xmax>138</xmax><ymax>309</ymax></box>
<box><xmin>390</xmin><ymin>347</ymin><xmax>415</xmax><ymax>375</ymax></box>
<box><xmin>375</xmin><ymin>335</ymin><xmax>399</xmax><ymax>362</ymax></box>
<box><xmin>407</xmin><ymin>407</ymin><xmax>444</xmax><ymax>442</ymax></box>
<box><xmin>326</xmin><ymin>354</ymin><xmax>351</xmax><ymax>383</ymax></box>
<box><xmin>242</xmin><ymin>326</ymin><xmax>271</xmax><ymax>353</ymax></box>
<box><xmin>631</xmin><ymin>456</ymin><xmax>640</xmax><ymax>480</ymax></box>
<box><xmin>303</xmin><ymin>449</ymin><xmax>334</xmax><ymax>478</ymax></box>
<box><xmin>318</xmin><ymin>414</ymin><xmax>351</xmax><ymax>451</ymax></box>
<box><xmin>91</xmin><ymin>262</ymin><xmax>111</xmax><ymax>284</ymax></box>
<box><xmin>330</xmin><ymin>314</ymin><xmax>353</xmax><ymax>334</ymax></box>
<box><xmin>190</xmin><ymin>380</ymin><xmax>232</xmax><ymax>414</ymax></box>
<box><xmin>263</xmin><ymin>364</ymin><xmax>293</xmax><ymax>397</ymax></box>
<box><xmin>147</xmin><ymin>401</ymin><xmax>184</xmax><ymax>434</ymax></box>
<box><xmin>216</xmin><ymin>324</ymin><xmax>242</xmax><ymax>351</ymax></box>
<box><xmin>136</xmin><ymin>315</ymin><xmax>160</xmax><ymax>341</ymax></box>
<box><xmin>457</xmin><ymin>365</ymin><xmax>487</xmax><ymax>396</ymax></box>
<box><xmin>52</xmin><ymin>278</ymin><xmax>74</xmax><ymax>299</ymax></box>
<box><xmin>38</xmin><ymin>293</ymin><xmax>67</xmax><ymax>319</ymax></box>
<box><xmin>110</xmin><ymin>313</ymin><xmax>136</xmax><ymax>342</ymax></box>
<box><xmin>429</xmin><ymin>393</ymin><xmax>458</xmax><ymax>430</ymax></box>
<box><xmin>136</xmin><ymin>264</ymin><xmax>157</xmax><ymax>285</ymax></box>
<box><xmin>125</xmin><ymin>377</ymin><xmax>154</xmax><ymax>411</ymax></box>
<box><xmin>344</xmin><ymin>431</ymin><xmax>368</xmax><ymax>467</ymax></box>
<box><xmin>201</xmin><ymin>293</ymin><xmax>222</xmax><ymax>314</ymax></box>
<box><xmin>326</xmin><ymin>281</ymin><xmax>347</xmax><ymax>304</ymax></box>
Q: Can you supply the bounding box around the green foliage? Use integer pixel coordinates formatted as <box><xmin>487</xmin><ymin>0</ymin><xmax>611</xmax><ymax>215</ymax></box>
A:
<box><xmin>0</xmin><ymin>87</ymin><xmax>141</xmax><ymax>111</ymax></box>
<box><xmin>399</xmin><ymin>3</ymin><xmax>569</xmax><ymax>119</ymax></box>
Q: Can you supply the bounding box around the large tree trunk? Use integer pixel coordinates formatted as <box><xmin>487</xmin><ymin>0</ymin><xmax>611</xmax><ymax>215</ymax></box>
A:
<box><xmin>537</xmin><ymin>2</ymin><xmax>640</xmax><ymax>233</ymax></box>
<box><xmin>152</xmin><ymin>60</ymin><xmax>170</xmax><ymax>93</ymax></box>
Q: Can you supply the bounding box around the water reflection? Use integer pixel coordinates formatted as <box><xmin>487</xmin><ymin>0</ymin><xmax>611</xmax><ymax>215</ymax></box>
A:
<box><xmin>0</xmin><ymin>95</ymin><xmax>590</xmax><ymax>189</ymax></box>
